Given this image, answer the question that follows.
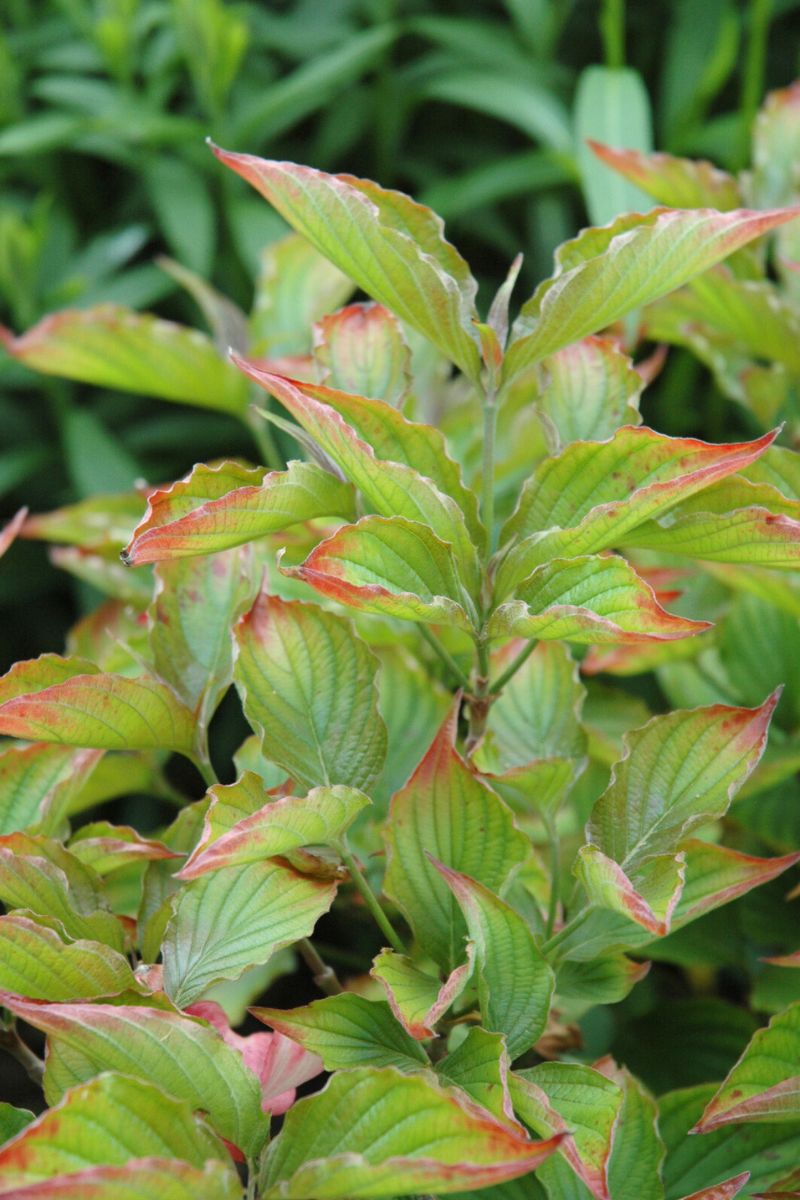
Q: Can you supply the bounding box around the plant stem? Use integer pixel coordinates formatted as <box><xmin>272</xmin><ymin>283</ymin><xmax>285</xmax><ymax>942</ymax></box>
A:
<box><xmin>489</xmin><ymin>639</ymin><xmax>538</xmax><ymax>694</ymax></box>
<box><xmin>600</xmin><ymin>0</ymin><xmax>625</xmax><ymax>67</ymax></box>
<box><xmin>246</xmin><ymin>407</ymin><xmax>283</xmax><ymax>471</ymax></box>
<box><xmin>298</xmin><ymin>938</ymin><xmax>343</xmax><ymax>995</ymax></box>
<box><xmin>466</xmin><ymin>635</ymin><xmax>492</xmax><ymax>750</ymax></box>
<box><xmin>341</xmin><ymin>843</ymin><xmax>406</xmax><ymax>953</ymax></box>
<box><xmin>740</xmin><ymin>0</ymin><xmax>772</xmax><ymax>165</ymax></box>
<box><xmin>192</xmin><ymin>754</ymin><xmax>219</xmax><ymax>791</ymax></box>
<box><xmin>0</xmin><ymin>1025</ymin><xmax>44</xmax><ymax>1087</ymax></box>
<box><xmin>544</xmin><ymin>816</ymin><xmax>561</xmax><ymax>940</ymax></box>
<box><xmin>419</xmin><ymin>625</ymin><xmax>470</xmax><ymax>689</ymax></box>
<box><xmin>481</xmin><ymin>386</ymin><xmax>498</xmax><ymax>557</ymax></box>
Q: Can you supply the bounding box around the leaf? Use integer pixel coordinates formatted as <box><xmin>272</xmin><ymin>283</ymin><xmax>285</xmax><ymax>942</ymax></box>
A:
<box><xmin>0</xmin><ymin>915</ymin><xmax>137</xmax><ymax>1001</ymax></box>
<box><xmin>283</xmin><ymin>516</ymin><xmax>475</xmax><ymax>630</ymax></box>
<box><xmin>437</xmin><ymin>1028</ymin><xmax>517</xmax><ymax>1126</ymax></box>
<box><xmin>487</xmin><ymin>555</ymin><xmax>711</xmax><ymax>646</ymax></box>
<box><xmin>179</xmin><ymin>781</ymin><xmax>368</xmax><ymax>879</ymax></box>
<box><xmin>162</xmin><ymin>858</ymin><xmax>337</xmax><ymax>1007</ymax></box>
<box><xmin>0</xmin><ymin>507</ymin><xmax>26</xmax><ymax>559</ymax></box>
<box><xmin>68</xmin><ymin>823</ymin><xmax>179</xmax><ymax>875</ymax></box>
<box><xmin>0</xmin><ymin>306</ymin><xmax>248</xmax><ymax>414</ymax></box>
<box><xmin>252</xmin><ymin>995</ymin><xmax>429</xmax><ymax>1072</ymax></box>
<box><xmin>0</xmin><ymin>743</ymin><xmax>103</xmax><ymax>836</ymax></box>
<box><xmin>678</xmin><ymin>1177</ymin><xmax>751</xmax><ymax>1200</ymax></box>
<box><xmin>0</xmin><ymin>1072</ymin><xmax>229</xmax><ymax>1188</ymax></box>
<box><xmin>574</xmin><ymin>66</ymin><xmax>653</xmax><ymax>226</ymax></box>
<box><xmin>372</xmin><ymin>645</ymin><xmax>451</xmax><ymax>808</ymax></box>
<box><xmin>671</xmin><ymin>840</ymin><xmax>800</xmax><ymax>929</ymax></box>
<box><xmin>23</xmin><ymin>493</ymin><xmax>147</xmax><ymax>553</ymax></box>
<box><xmin>693</xmin><ymin>1003</ymin><xmax>800</xmax><ymax>1132</ymax></box>
<box><xmin>435</xmin><ymin>862</ymin><xmax>555</xmax><ymax>1059</ymax></box>
<box><xmin>589</xmin><ymin>143</ymin><xmax>741</xmax><ymax>210</ymax></box>
<box><xmin>497</xmin><ymin>427</ymin><xmax>777</xmax><ymax>591</ymax></box>
<box><xmin>123</xmin><ymin>458</ymin><xmax>355</xmax><ymax>565</ymax></box>
<box><xmin>259</xmin><ymin>1067</ymin><xmax>564</xmax><ymax>1198</ymax></box>
<box><xmin>574</xmin><ymin>845</ymin><xmax>686</xmax><ymax>937</ymax></box>
<box><xmin>384</xmin><ymin>705</ymin><xmax>530</xmax><ymax>970</ymax></box>
<box><xmin>1</xmin><ymin>1159</ymin><xmax>242</xmax><ymax>1199</ymax></box>
<box><xmin>249</xmin><ymin>232</ymin><xmax>355</xmax><ymax>357</ymax></box>
<box><xmin>213</xmin><ymin>147</ymin><xmax>482</xmax><ymax>380</ymax></box>
<box><xmin>623</xmin><ymin>505</ymin><xmax>800</xmax><ymax>570</ymax></box>
<box><xmin>596</xmin><ymin>1059</ymin><xmax>665</xmax><ymax>1200</ymax></box>
<box><xmin>0</xmin><ymin>1104</ymin><xmax>34</xmax><ymax>1143</ymax></box>
<box><xmin>235</xmin><ymin>363</ymin><xmax>482</xmax><ymax>574</ymax></box>
<box><xmin>0</xmin><ymin>997</ymin><xmax>269</xmax><ymax>1155</ymax></box>
<box><xmin>233</xmin><ymin>593</ymin><xmax>387</xmax><ymax>790</ymax></box>
<box><xmin>370</xmin><ymin>946</ymin><xmax>476</xmax><ymax>1040</ymax></box>
<box><xmin>555</xmin><ymin>955</ymin><xmax>651</xmax><ymax>1006</ymax></box>
<box><xmin>314</xmin><ymin>302</ymin><xmax>411</xmax><ymax>405</ymax></box>
<box><xmin>0</xmin><ymin>655</ymin><xmax>196</xmax><ymax>753</ymax></box>
<box><xmin>586</xmin><ymin>693</ymin><xmax>777</xmax><ymax>870</ymax></box>
<box><xmin>502</xmin><ymin>207</ymin><xmax>800</xmax><ymax>386</ymax></box>
<box><xmin>536</xmin><ymin>337</ymin><xmax>643</xmax><ymax>449</ymax></box>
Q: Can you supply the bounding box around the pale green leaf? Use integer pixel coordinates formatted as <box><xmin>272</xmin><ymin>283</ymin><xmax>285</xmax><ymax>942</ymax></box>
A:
<box><xmin>0</xmin><ymin>914</ymin><xmax>137</xmax><ymax>1000</ymax></box>
<box><xmin>314</xmin><ymin>302</ymin><xmax>411</xmax><ymax>406</ymax></box>
<box><xmin>370</xmin><ymin>946</ymin><xmax>475</xmax><ymax>1040</ymax></box>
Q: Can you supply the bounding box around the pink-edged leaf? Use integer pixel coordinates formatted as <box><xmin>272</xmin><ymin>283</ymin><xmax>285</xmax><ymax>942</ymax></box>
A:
<box><xmin>574</xmin><ymin>844</ymin><xmax>686</xmax><ymax>937</ymax></box>
<box><xmin>589</xmin><ymin>142</ymin><xmax>742</xmax><ymax>209</ymax></box>
<box><xmin>623</xmin><ymin>503</ymin><xmax>800</xmax><ymax>569</ymax></box>
<box><xmin>0</xmin><ymin>507</ymin><xmax>27</xmax><ymax>559</ymax></box>
<box><xmin>282</xmin><ymin>515</ymin><xmax>476</xmax><ymax>630</ymax></box>
<box><xmin>212</xmin><ymin>148</ymin><xmax>483</xmax><ymax>380</ymax></box>
<box><xmin>503</xmin><ymin>206</ymin><xmax>800</xmax><ymax>385</ymax></box>
<box><xmin>672</xmin><ymin>841</ymin><xmax>800</xmax><ymax>929</ymax></box>
<box><xmin>435</xmin><ymin>1027</ymin><xmax>519</xmax><ymax>1129</ymax></box>
<box><xmin>122</xmin><ymin>458</ymin><xmax>355</xmax><ymax>565</ymax></box>
<box><xmin>0</xmin><ymin>1158</ymin><xmax>242</xmax><ymax>1199</ymax></box>
<box><xmin>383</xmin><ymin>702</ymin><xmax>530</xmax><ymax>971</ymax></box>
<box><xmin>676</xmin><ymin>1174</ymin><xmax>752</xmax><ymax>1200</ymax></box>
<box><xmin>22</xmin><ymin>492</ymin><xmax>146</xmax><ymax>553</ymax></box>
<box><xmin>370</xmin><ymin>945</ymin><xmax>476</xmax><ymax>1039</ymax></box>
<box><xmin>535</xmin><ymin>337</ymin><xmax>642</xmax><ymax>449</ymax></box>
<box><xmin>0</xmin><ymin>743</ymin><xmax>104</xmax><ymax>836</ymax></box>
<box><xmin>313</xmin><ymin>302</ymin><xmax>412</xmax><ymax>405</ymax></box>
<box><xmin>0</xmin><ymin>305</ymin><xmax>248</xmax><ymax>414</ymax></box>
<box><xmin>693</xmin><ymin>1003</ymin><xmax>800</xmax><ymax>1132</ymax></box>
<box><xmin>487</xmin><ymin>554</ymin><xmax>711</xmax><ymax>646</ymax></box>
<box><xmin>593</xmin><ymin>1058</ymin><xmax>665</xmax><ymax>1200</ymax></box>
<box><xmin>762</xmin><ymin>952</ymin><xmax>800</xmax><ymax>968</ymax></box>
<box><xmin>68</xmin><ymin>823</ymin><xmax>179</xmax><ymax>875</ymax></box>
<box><xmin>0</xmin><ymin>914</ymin><xmax>138</xmax><ymax>1001</ymax></box>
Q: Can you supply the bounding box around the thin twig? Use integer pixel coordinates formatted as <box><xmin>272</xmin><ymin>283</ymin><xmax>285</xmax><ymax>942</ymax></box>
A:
<box><xmin>0</xmin><ymin>1025</ymin><xmax>44</xmax><ymax>1087</ymax></box>
<box><xmin>489</xmin><ymin>639</ymin><xmax>538</xmax><ymax>694</ymax></box>
<box><xmin>298</xmin><ymin>939</ymin><xmax>344</xmax><ymax>995</ymax></box>
<box><xmin>419</xmin><ymin>625</ymin><xmax>470</xmax><ymax>689</ymax></box>
<box><xmin>341</xmin><ymin>844</ymin><xmax>407</xmax><ymax>954</ymax></box>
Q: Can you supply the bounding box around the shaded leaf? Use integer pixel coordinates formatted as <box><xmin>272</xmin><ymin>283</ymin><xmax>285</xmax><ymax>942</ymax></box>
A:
<box><xmin>23</xmin><ymin>493</ymin><xmax>146</xmax><ymax>553</ymax></box>
<box><xmin>536</xmin><ymin>337</ymin><xmax>642</xmax><ymax>450</ymax></box>
<box><xmin>574</xmin><ymin>66</ymin><xmax>653</xmax><ymax>226</ymax></box>
<box><xmin>574</xmin><ymin>845</ymin><xmax>686</xmax><ymax>937</ymax></box>
<box><xmin>0</xmin><ymin>915</ymin><xmax>137</xmax><ymax>1001</ymax></box>
<box><xmin>0</xmin><ymin>744</ymin><xmax>103</xmax><ymax>836</ymax></box>
<box><xmin>314</xmin><ymin>302</ymin><xmax>411</xmax><ymax>405</ymax></box>
<box><xmin>250</xmin><ymin>232</ymin><xmax>354</xmax><ymax>357</ymax></box>
<box><xmin>370</xmin><ymin>945</ymin><xmax>475</xmax><ymax>1040</ymax></box>
<box><xmin>0</xmin><ymin>507</ymin><xmax>26</xmax><ymax>560</ymax></box>
<box><xmin>437</xmin><ymin>1028</ymin><xmax>517</xmax><ymax>1126</ymax></box>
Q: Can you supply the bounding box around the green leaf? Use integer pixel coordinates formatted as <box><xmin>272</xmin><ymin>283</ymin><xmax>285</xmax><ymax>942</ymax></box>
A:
<box><xmin>213</xmin><ymin>148</ymin><xmax>482</xmax><ymax>380</ymax></box>
<box><xmin>145</xmin><ymin>157</ymin><xmax>215</xmax><ymax>278</ymax></box>
<box><xmin>587</xmin><ymin>693</ymin><xmax>777</xmax><ymax>869</ymax></box>
<box><xmin>0</xmin><ymin>914</ymin><xmax>137</xmax><ymax>1000</ymax></box>
<box><xmin>435</xmin><ymin>862</ymin><xmax>555</xmax><ymax>1059</ymax></box>
<box><xmin>0</xmin><ymin>744</ymin><xmax>103</xmax><ymax>836</ymax></box>
<box><xmin>162</xmin><ymin>858</ymin><xmax>337</xmax><ymax>1007</ymax></box>
<box><xmin>233</xmin><ymin>593</ymin><xmax>387</xmax><ymax>790</ymax></box>
<box><xmin>0</xmin><ymin>306</ymin><xmax>248</xmax><ymax>414</ymax></box>
<box><xmin>693</xmin><ymin>1003</ymin><xmax>800</xmax><ymax>1132</ymax></box>
<box><xmin>0</xmin><ymin>997</ymin><xmax>269</xmax><ymax>1155</ymax></box>
<box><xmin>623</xmin><ymin>505</ymin><xmax>800</xmax><ymax>568</ymax></box>
<box><xmin>249</xmin><ymin>232</ymin><xmax>355</xmax><ymax>357</ymax></box>
<box><xmin>0</xmin><ymin>507</ymin><xmax>25</xmax><ymax>560</ymax></box>
<box><xmin>437</xmin><ymin>1028</ymin><xmax>517</xmax><ymax>1125</ymax></box>
<box><xmin>670</xmin><ymin>840</ymin><xmax>800</xmax><ymax>930</ymax></box>
<box><xmin>555</xmin><ymin>954</ymin><xmax>651</xmax><ymax>1006</ymax></box>
<box><xmin>0</xmin><ymin>1072</ymin><xmax>229</xmax><ymax>1187</ymax></box>
<box><xmin>123</xmin><ymin>459</ymin><xmax>355</xmax><ymax>565</ymax></box>
<box><xmin>488</xmin><ymin>555</ymin><xmax>710</xmax><ymax>645</ymax></box>
<box><xmin>23</xmin><ymin>493</ymin><xmax>146</xmax><ymax>553</ymax></box>
<box><xmin>574</xmin><ymin>67</ymin><xmax>653</xmax><ymax>226</ymax></box>
<box><xmin>0</xmin><ymin>1159</ymin><xmax>242</xmax><ymax>1199</ymax></box>
<box><xmin>370</xmin><ymin>946</ymin><xmax>476</xmax><ymax>1040</ymax></box>
<box><xmin>497</xmin><ymin>427</ymin><xmax>777</xmax><ymax>592</ymax></box>
<box><xmin>574</xmin><ymin>845</ymin><xmax>686</xmax><ymax>937</ymax></box>
<box><xmin>372</xmin><ymin>644</ymin><xmax>451</xmax><ymax>809</ymax></box>
<box><xmin>0</xmin><ymin>1103</ymin><xmax>34</xmax><ymax>1143</ymax></box>
<box><xmin>284</xmin><ymin>516</ymin><xmax>475</xmax><ymax>630</ymax></box>
<box><xmin>179</xmin><ymin>781</ymin><xmax>369</xmax><ymax>878</ymax></box>
<box><xmin>0</xmin><ymin>657</ymin><xmax>196</xmax><ymax>754</ymax></box>
<box><xmin>252</xmin><ymin>995</ymin><xmax>429</xmax><ymax>1072</ymax></box>
<box><xmin>259</xmin><ymin>1067</ymin><xmax>563</xmax><ymax>1198</ymax></box>
<box><xmin>68</xmin><ymin>823</ymin><xmax>178</xmax><ymax>875</ymax></box>
<box><xmin>590</xmin><ymin>143</ymin><xmax>741</xmax><ymax>210</ymax></box>
<box><xmin>314</xmin><ymin>302</ymin><xmax>411</xmax><ymax>406</ymax></box>
<box><xmin>598</xmin><ymin>1060</ymin><xmax>665</xmax><ymax>1200</ymax></box>
<box><xmin>502</xmin><ymin>207</ymin><xmax>800</xmax><ymax>386</ymax></box>
<box><xmin>535</xmin><ymin>337</ymin><xmax>643</xmax><ymax>449</ymax></box>
<box><xmin>384</xmin><ymin>705</ymin><xmax>529</xmax><ymax>970</ymax></box>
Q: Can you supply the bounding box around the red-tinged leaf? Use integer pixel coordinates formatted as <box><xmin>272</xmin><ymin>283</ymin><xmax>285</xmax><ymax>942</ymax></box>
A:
<box><xmin>587</xmin><ymin>693</ymin><xmax>778</xmax><ymax>869</ymax></box>
<box><xmin>0</xmin><ymin>914</ymin><xmax>138</xmax><ymax>1000</ymax></box>
<box><xmin>212</xmin><ymin>148</ymin><xmax>483</xmax><ymax>380</ymax></box>
<box><xmin>0</xmin><ymin>305</ymin><xmax>248</xmax><ymax>414</ymax></box>
<box><xmin>259</xmin><ymin>1066</ymin><xmax>564</xmax><ymax>1198</ymax></box>
<box><xmin>233</xmin><ymin>361</ymin><xmax>482</xmax><ymax>577</ymax></box>
<box><xmin>0</xmin><ymin>507</ymin><xmax>26</xmax><ymax>559</ymax></box>
<box><xmin>0</xmin><ymin>996</ymin><xmax>269</xmax><ymax>1154</ymax></box>
<box><xmin>0</xmin><ymin>743</ymin><xmax>103</xmax><ymax>836</ymax></box>
<box><xmin>188</xmin><ymin>1001</ymin><xmax>323</xmax><ymax>1114</ymax></box>
<box><xmin>762</xmin><ymin>952</ymin><xmax>800</xmax><ymax>968</ymax></box>
<box><xmin>574</xmin><ymin>844</ymin><xmax>686</xmax><ymax>936</ymax></box>
<box><xmin>283</xmin><ymin>515</ymin><xmax>476</xmax><ymax>630</ymax></box>
<box><xmin>623</xmin><ymin>504</ymin><xmax>800</xmax><ymax>569</ymax></box>
<box><xmin>51</xmin><ymin>547</ymin><xmax>153</xmax><ymax>606</ymax></box>
<box><xmin>672</xmin><ymin>841</ymin><xmax>800</xmax><ymax>929</ymax></box>
<box><xmin>435</xmin><ymin>1028</ymin><xmax>519</xmax><ymax>1128</ymax></box>
<box><xmin>122</xmin><ymin>458</ymin><xmax>355</xmax><ymax>565</ymax></box>
<box><xmin>179</xmin><ymin>782</ymin><xmax>369</xmax><ymax>879</ymax></box>
<box><xmin>314</xmin><ymin>302</ymin><xmax>412</xmax><ymax>405</ymax></box>
<box><xmin>676</xmin><ymin>1175</ymin><xmax>751</xmax><ymax>1200</ymax></box>
<box><xmin>383</xmin><ymin>704</ymin><xmax>530</xmax><ymax>971</ymax></box>
<box><xmin>434</xmin><ymin>861</ymin><xmax>555</xmax><ymax>1059</ymax></box>
<box><xmin>693</xmin><ymin>1003</ymin><xmax>800</xmax><ymax>1132</ymax></box>
<box><xmin>487</xmin><ymin>555</ymin><xmax>711</xmax><ymax>646</ymax></box>
<box><xmin>370</xmin><ymin>945</ymin><xmax>476</xmax><ymax>1039</ymax></box>
<box><xmin>0</xmin><ymin>655</ymin><xmax>196</xmax><ymax>753</ymax></box>
<box><xmin>593</xmin><ymin>1059</ymin><xmax>665</xmax><ymax>1200</ymax></box>
<box><xmin>589</xmin><ymin>142</ymin><xmax>742</xmax><ymax>209</ymax></box>
<box><xmin>555</xmin><ymin>954</ymin><xmax>651</xmax><ymax>1006</ymax></box>
<box><xmin>502</xmin><ymin>206</ymin><xmax>800</xmax><ymax>385</ymax></box>
<box><xmin>234</xmin><ymin>593</ymin><xmax>387</xmax><ymax>790</ymax></box>
<box><xmin>497</xmin><ymin>427</ymin><xmax>777</xmax><ymax>592</ymax></box>
<box><xmin>250</xmin><ymin>232</ymin><xmax>355</xmax><ymax>357</ymax></box>
<box><xmin>536</xmin><ymin>337</ymin><xmax>643</xmax><ymax>450</ymax></box>
<box><xmin>22</xmin><ymin>492</ymin><xmax>147</xmax><ymax>553</ymax></box>
<box><xmin>1</xmin><ymin>1158</ymin><xmax>242</xmax><ymax>1199</ymax></box>
<box><xmin>68</xmin><ymin>823</ymin><xmax>179</xmax><ymax>875</ymax></box>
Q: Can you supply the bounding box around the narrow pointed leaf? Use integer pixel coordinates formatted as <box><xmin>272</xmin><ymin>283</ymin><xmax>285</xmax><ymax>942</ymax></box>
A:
<box><xmin>233</xmin><ymin>593</ymin><xmax>387</xmax><ymax>790</ymax></box>
<box><xmin>252</xmin><ymin>995</ymin><xmax>429</xmax><ymax>1071</ymax></box>
<box><xmin>672</xmin><ymin>841</ymin><xmax>800</xmax><ymax>929</ymax></box>
<box><xmin>589</xmin><ymin>142</ymin><xmax>741</xmax><ymax>209</ymax></box>
<box><xmin>437</xmin><ymin>1029</ymin><xmax>517</xmax><ymax>1126</ymax></box>
<box><xmin>1</xmin><ymin>1159</ymin><xmax>242</xmax><ymax>1199</ymax></box>
<box><xmin>574</xmin><ymin>845</ymin><xmax>686</xmax><ymax>937</ymax></box>
<box><xmin>123</xmin><ymin>459</ymin><xmax>355</xmax><ymax>565</ymax></box>
<box><xmin>370</xmin><ymin>946</ymin><xmax>475</xmax><ymax>1040</ymax></box>
<box><xmin>0</xmin><ymin>305</ymin><xmax>247</xmax><ymax>414</ymax></box>
<box><xmin>0</xmin><ymin>915</ymin><xmax>137</xmax><ymax>1001</ymax></box>
<box><xmin>284</xmin><ymin>516</ymin><xmax>474</xmax><ymax>629</ymax></box>
<box><xmin>162</xmin><ymin>858</ymin><xmax>337</xmax><ymax>1007</ymax></box>
<box><xmin>384</xmin><ymin>706</ymin><xmax>530</xmax><ymax>970</ymax></box>
<box><xmin>678</xmin><ymin>1176</ymin><xmax>751</xmax><ymax>1200</ymax></box>
<box><xmin>694</xmin><ymin>1004</ymin><xmax>800</xmax><ymax>1132</ymax></box>
<box><xmin>314</xmin><ymin>302</ymin><xmax>411</xmax><ymax>405</ymax></box>
<box><xmin>435</xmin><ymin>862</ymin><xmax>555</xmax><ymax>1059</ymax></box>
<box><xmin>623</xmin><ymin>505</ymin><xmax>800</xmax><ymax>569</ymax></box>
<box><xmin>260</xmin><ymin>1067</ymin><xmax>563</xmax><ymax>1198</ymax></box>
<box><xmin>0</xmin><ymin>997</ymin><xmax>269</xmax><ymax>1155</ymax></box>
<box><xmin>503</xmin><ymin>207</ymin><xmax>800</xmax><ymax>385</ymax></box>
<box><xmin>488</xmin><ymin>555</ymin><xmax>710</xmax><ymax>645</ymax></box>
<box><xmin>213</xmin><ymin>148</ymin><xmax>482</xmax><ymax>379</ymax></box>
